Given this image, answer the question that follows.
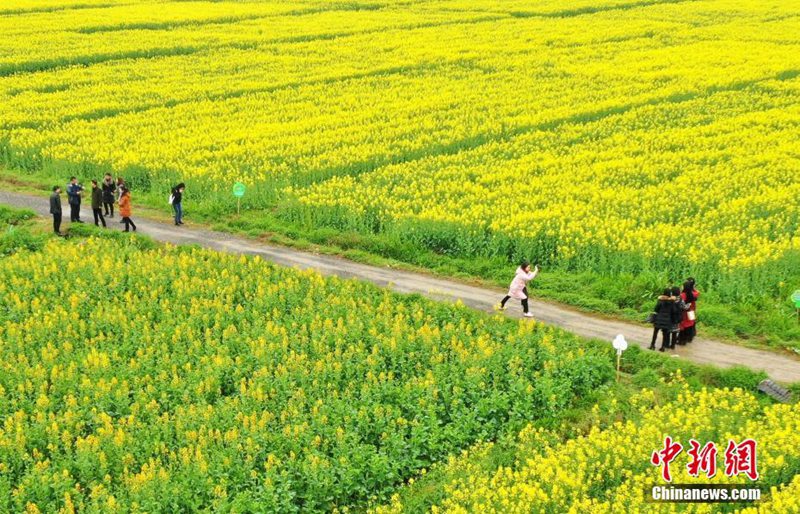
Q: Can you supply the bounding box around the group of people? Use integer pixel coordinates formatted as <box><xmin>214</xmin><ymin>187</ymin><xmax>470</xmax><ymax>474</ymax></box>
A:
<box><xmin>48</xmin><ymin>175</ymin><xmax>186</xmax><ymax>235</ymax></box>
<box><xmin>496</xmin><ymin>261</ymin><xmax>701</xmax><ymax>353</ymax></box>
<box><xmin>649</xmin><ymin>278</ymin><xmax>700</xmax><ymax>351</ymax></box>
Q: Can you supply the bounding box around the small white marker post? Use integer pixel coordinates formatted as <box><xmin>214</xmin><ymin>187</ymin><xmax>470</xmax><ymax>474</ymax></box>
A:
<box><xmin>612</xmin><ymin>334</ymin><xmax>628</xmax><ymax>383</ymax></box>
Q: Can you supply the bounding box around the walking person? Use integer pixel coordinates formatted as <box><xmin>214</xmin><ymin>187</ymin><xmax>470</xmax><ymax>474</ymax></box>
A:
<box><xmin>101</xmin><ymin>173</ymin><xmax>116</xmax><ymax>217</ymax></box>
<box><xmin>499</xmin><ymin>261</ymin><xmax>540</xmax><ymax>318</ymax></box>
<box><xmin>119</xmin><ymin>187</ymin><xmax>136</xmax><ymax>232</ymax></box>
<box><xmin>650</xmin><ymin>288</ymin><xmax>679</xmax><ymax>351</ymax></box>
<box><xmin>170</xmin><ymin>182</ymin><xmax>185</xmax><ymax>226</ymax></box>
<box><xmin>90</xmin><ymin>180</ymin><xmax>107</xmax><ymax>228</ymax></box>
<box><xmin>66</xmin><ymin>176</ymin><xmax>84</xmax><ymax>223</ymax></box>
<box><xmin>49</xmin><ymin>186</ymin><xmax>62</xmax><ymax>235</ymax></box>
<box><xmin>116</xmin><ymin>177</ymin><xmax>126</xmax><ymax>223</ymax></box>
<box><xmin>116</xmin><ymin>177</ymin><xmax>125</xmax><ymax>200</ymax></box>
<box><xmin>679</xmin><ymin>279</ymin><xmax>700</xmax><ymax>344</ymax></box>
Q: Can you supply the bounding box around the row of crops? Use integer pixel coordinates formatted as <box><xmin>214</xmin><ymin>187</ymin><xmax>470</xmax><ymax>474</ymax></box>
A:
<box><xmin>0</xmin><ymin>0</ymin><xmax>798</xmax><ymax>347</ymax></box>
<box><xmin>373</xmin><ymin>386</ymin><xmax>800</xmax><ymax>513</ymax></box>
<box><xmin>0</xmin><ymin>234</ymin><xmax>612</xmax><ymax>512</ymax></box>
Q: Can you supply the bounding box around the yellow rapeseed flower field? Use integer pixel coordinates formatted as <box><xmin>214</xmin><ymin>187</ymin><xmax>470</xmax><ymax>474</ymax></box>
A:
<box><xmin>0</xmin><ymin>0</ymin><xmax>797</xmax><ymax>288</ymax></box>
<box><xmin>373</xmin><ymin>386</ymin><xmax>800</xmax><ymax>513</ymax></box>
<box><xmin>1</xmin><ymin>0</ymin><xmax>799</xmax><ymax>348</ymax></box>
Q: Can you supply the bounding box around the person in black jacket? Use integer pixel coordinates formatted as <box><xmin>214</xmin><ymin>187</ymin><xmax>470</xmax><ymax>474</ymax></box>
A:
<box><xmin>101</xmin><ymin>173</ymin><xmax>116</xmax><ymax>217</ymax></box>
<box><xmin>671</xmin><ymin>285</ymin><xmax>689</xmax><ymax>346</ymax></box>
<box><xmin>649</xmin><ymin>288</ymin><xmax>679</xmax><ymax>351</ymax></box>
<box><xmin>49</xmin><ymin>186</ymin><xmax>62</xmax><ymax>235</ymax></box>
<box><xmin>171</xmin><ymin>182</ymin><xmax>185</xmax><ymax>226</ymax></box>
<box><xmin>90</xmin><ymin>180</ymin><xmax>106</xmax><ymax>227</ymax></box>
<box><xmin>66</xmin><ymin>176</ymin><xmax>84</xmax><ymax>223</ymax></box>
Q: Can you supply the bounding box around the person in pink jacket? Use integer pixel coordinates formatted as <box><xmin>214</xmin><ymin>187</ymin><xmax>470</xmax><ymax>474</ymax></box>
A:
<box><xmin>499</xmin><ymin>261</ymin><xmax>540</xmax><ymax>318</ymax></box>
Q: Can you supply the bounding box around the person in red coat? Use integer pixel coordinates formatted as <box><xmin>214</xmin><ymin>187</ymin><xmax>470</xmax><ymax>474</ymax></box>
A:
<box><xmin>118</xmin><ymin>187</ymin><xmax>136</xmax><ymax>232</ymax></box>
<box><xmin>679</xmin><ymin>278</ymin><xmax>700</xmax><ymax>344</ymax></box>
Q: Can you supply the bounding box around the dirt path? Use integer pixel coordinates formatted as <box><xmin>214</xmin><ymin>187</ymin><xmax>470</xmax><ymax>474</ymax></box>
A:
<box><xmin>3</xmin><ymin>189</ymin><xmax>799</xmax><ymax>383</ymax></box>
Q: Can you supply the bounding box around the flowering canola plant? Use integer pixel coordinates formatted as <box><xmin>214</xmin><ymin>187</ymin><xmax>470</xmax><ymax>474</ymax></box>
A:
<box><xmin>373</xmin><ymin>387</ymin><xmax>800</xmax><ymax>513</ymax></box>
<box><xmin>0</xmin><ymin>236</ymin><xmax>612</xmax><ymax>512</ymax></box>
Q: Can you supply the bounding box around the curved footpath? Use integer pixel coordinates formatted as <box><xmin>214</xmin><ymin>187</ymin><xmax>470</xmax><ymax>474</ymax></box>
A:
<box><xmin>2</xmin><ymin>189</ymin><xmax>799</xmax><ymax>383</ymax></box>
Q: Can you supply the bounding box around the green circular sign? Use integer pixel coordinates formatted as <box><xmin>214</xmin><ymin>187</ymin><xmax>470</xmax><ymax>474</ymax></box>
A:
<box><xmin>792</xmin><ymin>290</ymin><xmax>800</xmax><ymax>308</ymax></box>
<box><xmin>232</xmin><ymin>182</ymin><xmax>246</xmax><ymax>198</ymax></box>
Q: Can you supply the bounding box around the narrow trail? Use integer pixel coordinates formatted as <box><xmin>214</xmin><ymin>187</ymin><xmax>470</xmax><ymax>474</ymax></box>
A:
<box><xmin>3</xmin><ymin>189</ymin><xmax>799</xmax><ymax>383</ymax></box>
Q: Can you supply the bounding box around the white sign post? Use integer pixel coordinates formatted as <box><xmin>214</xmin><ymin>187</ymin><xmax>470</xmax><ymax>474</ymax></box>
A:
<box><xmin>612</xmin><ymin>334</ymin><xmax>628</xmax><ymax>382</ymax></box>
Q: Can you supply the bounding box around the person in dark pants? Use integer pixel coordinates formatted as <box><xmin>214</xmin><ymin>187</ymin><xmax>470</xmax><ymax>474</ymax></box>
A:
<box><xmin>650</xmin><ymin>288</ymin><xmax>679</xmax><ymax>351</ymax></box>
<box><xmin>66</xmin><ymin>176</ymin><xmax>84</xmax><ymax>223</ymax></box>
<box><xmin>90</xmin><ymin>180</ymin><xmax>107</xmax><ymax>227</ymax></box>
<box><xmin>499</xmin><ymin>261</ymin><xmax>539</xmax><ymax>318</ymax></box>
<box><xmin>119</xmin><ymin>187</ymin><xmax>136</xmax><ymax>232</ymax></box>
<box><xmin>679</xmin><ymin>279</ymin><xmax>700</xmax><ymax>344</ymax></box>
<box><xmin>101</xmin><ymin>173</ymin><xmax>116</xmax><ymax>217</ymax></box>
<box><xmin>670</xmin><ymin>286</ymin><xmax>688</xmax><ymax>347</ymax></box>
<box><xmin>50</xmin><ymin>186</ymin><xmax>62</xmax><ymax>235</ymax></box>
<box><xmin>116</xmin><ymin>177</ymin><xmax>126</xmax><ymax>223</ymax></box>
<box><xmin>171</xmin><ymin>182</ymin><xmax>185</xmax><ymax>226</ymax></box>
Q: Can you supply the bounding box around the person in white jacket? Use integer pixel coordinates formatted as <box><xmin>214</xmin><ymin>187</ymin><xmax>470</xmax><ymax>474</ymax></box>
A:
<box><xmin>499</xmin><ymin>261</ymin><xmax>539</xmax><ymax>318</ymax></box>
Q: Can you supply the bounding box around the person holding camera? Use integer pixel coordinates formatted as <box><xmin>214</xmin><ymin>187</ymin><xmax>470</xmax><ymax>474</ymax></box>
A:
<box><xmin>170</xmin><ymin>182</ymin><xmax>185</xmax><ymax>226</ymax></box>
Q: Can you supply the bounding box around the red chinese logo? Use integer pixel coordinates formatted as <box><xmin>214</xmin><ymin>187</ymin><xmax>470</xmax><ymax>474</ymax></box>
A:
<box><xmin>687</xmin><ymin>439</ymin><xmax>718</xmax><ymax>478</ymax></box>
<box><xmin>652</xmin><ymin>437</ymin><xmax>758</xmax><ymax>481</ymax></box>
<box><xmin>651</xmin><ymin>436</ymin><xmax>683</xmax><ymax>482</ymax></box>
<box><xmin>724</xmin><ymin>439</ymin><xmax>759</xmax><ymax>481</ymax></box>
